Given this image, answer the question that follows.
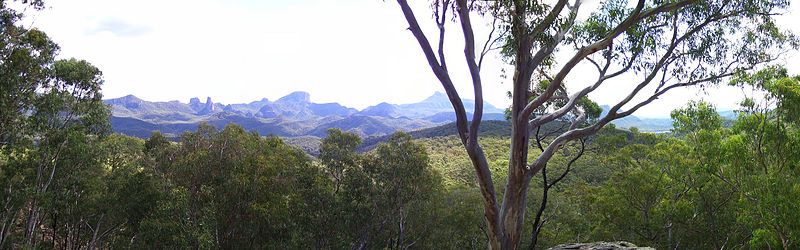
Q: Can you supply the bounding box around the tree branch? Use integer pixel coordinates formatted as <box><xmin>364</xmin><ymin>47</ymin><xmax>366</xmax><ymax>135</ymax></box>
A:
<box><xmin>456</xmin><ymin>0</ymin><xmax>484</xmax><ymax>151</ymax></box>
<box><xmin>397</xmin><ymin>1</ymin><xmax>502</xmax><ymax>245</ymax></box>
<box><xmin>396</xmin><ymin>0</ymin><xmax>469</xmax><ymax>142</ymax></box>
<box><xmin>436</xmin><ymin>0</ymin><xmax>450</xmax><ymax>71</ymax></box>
<box><xmin>521</xmin><ymin>0</ymin><xmax>696</xmax><ymax>121</ymax></box>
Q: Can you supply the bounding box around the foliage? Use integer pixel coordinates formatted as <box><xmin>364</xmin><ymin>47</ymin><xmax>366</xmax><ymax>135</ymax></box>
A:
<box><xmin>395</xmin><ymin>0</ymin><xmax>798</xmax><ymax>246</ymax></box>
<box><xmin>4</xmin><ymin>74</ymin><xmax>800</xmax><ymax>249</ymax></box>
<box><xmin>671</xmin><ymin>101</ymin><xmax>723</xmax><ymax>135</ymax></box>
<box><xmin>3</xmin><ymin>1</ymin><xmax>800</xmax><ymax>249</ymax></box>
<box><xmin>0</xmin><ymin>2</ymin><xmax>113</xmax><ymax>246</ymax></box>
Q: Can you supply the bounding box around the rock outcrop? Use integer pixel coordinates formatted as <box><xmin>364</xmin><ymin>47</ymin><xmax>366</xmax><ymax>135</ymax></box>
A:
<box><xmin>189</xmin><ymin>97</ymin><xmax>202</xmax><ymax>111</ymax></box>
<box><xmin>197</xmin><ymin>97</ymin><xmax>216</xmax><ymax>115</ymax></box>
<box><xmin>547</xmin><ymin>241</ymin><xmax>653</xmax><ymax>250</ymax></box>
<box><xmin>257</xmin><ymin>104</ymin><xmax>278</xmax><ymax>118</ymax></box>
<box><xmin>103</xmin><ymin>92</ymin><xmax>507</xmax><ymax>139</ymax></box>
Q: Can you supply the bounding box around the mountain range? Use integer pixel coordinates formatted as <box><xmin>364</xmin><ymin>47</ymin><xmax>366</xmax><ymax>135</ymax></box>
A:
<box><xmin>598</xmin><ymin>105</ymin><xmax>738</xmax><ymax>133</ymax></box>
<box><xmin>104</xmin><ymin>91</ymin><xmax>507</xmax><ymax>139</ymax></box>
<box><xmin>105</xmin><ymin>91</ymin><xmax>739</xmax><ymax>143</ymax></box>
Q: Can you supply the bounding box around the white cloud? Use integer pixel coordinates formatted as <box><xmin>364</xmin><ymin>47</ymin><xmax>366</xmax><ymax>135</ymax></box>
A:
<box><xmin>85</xmin><ymin>17</ymin><xmax>152</xmax><ymax>37</ymax></box>
<box><xmin>19</xmin><ymin>0</ymin><xmax>800</xmax><ymax>118</ymax></box>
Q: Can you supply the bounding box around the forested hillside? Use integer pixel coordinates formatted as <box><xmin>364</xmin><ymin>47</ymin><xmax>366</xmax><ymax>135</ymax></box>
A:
<box><xmin>5</xmin><ymin>99</ymin><xmax>799</xmax><ymax>248</ymax></box>
<box><xmin>3</xmin><ymin>0</ymin><xmax>800</xmax><ymax>249</ymax></box>
<box><xmin>419</xmin><ymin>98</ymin><xmax>800</xmax><ymax>249</ymax></box>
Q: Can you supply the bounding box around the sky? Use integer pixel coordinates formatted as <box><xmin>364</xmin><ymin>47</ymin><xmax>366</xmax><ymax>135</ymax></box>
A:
<box><xmin>17</xmin><ymin>0</ymin><xmax>800</xmax><ymax>118</ymax></box>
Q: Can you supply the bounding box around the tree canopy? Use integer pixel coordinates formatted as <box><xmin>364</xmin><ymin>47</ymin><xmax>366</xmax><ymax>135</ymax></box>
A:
<box><xmin>393</xmin><ymin>0</ymin><xmax>797</xmax><ymax>247</ymax></box>
<box><xmin>2</xmin><ymin>1</ymin><xmax>800</xmax><ymax>249</ymax></box>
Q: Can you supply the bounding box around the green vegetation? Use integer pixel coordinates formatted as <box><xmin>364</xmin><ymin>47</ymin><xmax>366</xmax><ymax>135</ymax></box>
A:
<box><xmin>394</xmin><ymin>0</ymin><xmax>796</xmax><ymax>246</ymax></box>
<box><xmin>3</xmin><ymin>0</ymin><xmax>800</xmax><ymax>249</ymax></box>
<box><xmin>414</xmin><ymin>73</ymin><xmax>800</xmax><ymax>249</ymax></box>
<box><xmin>8</xmin><ymin>96</ymin><xmax>800</xmax><ymax>248</ymax></box>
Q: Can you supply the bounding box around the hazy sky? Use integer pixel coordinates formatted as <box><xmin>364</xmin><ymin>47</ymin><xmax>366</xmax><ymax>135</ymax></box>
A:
<box><xmin>19</xmin><ymin>0</ymin><xmax>800</xmax><ymax>118</ymax></box>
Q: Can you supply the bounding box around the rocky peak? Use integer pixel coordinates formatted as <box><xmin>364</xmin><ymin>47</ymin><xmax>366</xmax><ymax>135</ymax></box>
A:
<box><xmin>422</xmin><ymin>91</ymin><xmax>449</xmax><ymax>103</ymax></box>
<box><xmin>189</xmin><ymin>97</ymin><xmax>203</xmax><ymax>111</ymax></box>
<box><xmin>374</xmin><ymin>102</ymin><xmax>394</xmax><ymax>108</ymax></box>
<box><xmin>197</xmin><ymin>97</ymin><xmax>216</xmax><ymax>115</ymax></box>
<box><xmin>106</xmin><ymin>94</ymin><xmax>144</xmax><ymax>109</ymax></box>
<box><xmin>119</xmin><ymin>94</ymin><xmax>142</xmax><ymax>101</ymax></box>
<box><xmin>359</xmin><ymin>102</ymin><xmax>401</xmax><ymax>118</ymax></box>
<box><xmin>247</xmin><ymin>98</ymin><xmax>271</xmax><ymax>109</ymax></box>
<box><xmin>257</xmin><ymin>105</ymin><xmax>278</xmax><ymax>118</ymax></box>
<box><xmin>276</xmin><ymin>91</ymin><xmax>311</xmax><ymax>104</ymax></box>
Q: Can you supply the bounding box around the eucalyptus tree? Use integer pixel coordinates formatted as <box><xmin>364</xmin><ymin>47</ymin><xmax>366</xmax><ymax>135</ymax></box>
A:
<box><xmin>135</xmin><ymin>124</ymin><xmax>330</xmax><ymax>249</ymax></box>
<box><xmin>0</xmin><ymin>0</ymin><xmax>54</xmax><ymax>147</ymax></box>
<box><xmin>319</xmin><ymin>129</ymin><xmax>444</xmax><ymax>249</ymax></box>
<box><xmin>1</xmin><ymin>1</ymin><xmax>112</xmax><ymax>247</ymax></box>
<box><xmin>393</xmin><ymin>0</ymin><xmax>796</xmax><ymax>248</ymax></box>
<box><xmin>727</xmin><ymin>67</ymin><xmax>800</xmax><ymax>249</ymax></box>
<box><xmin>363</xmin><ymin>132</ymin><xmax>441</xmax><ymax>249</ymax></box>
<box><xmin>22</xmin><ymin>58</ymin><xmax>110</xmax><ymax>247</ymax></box>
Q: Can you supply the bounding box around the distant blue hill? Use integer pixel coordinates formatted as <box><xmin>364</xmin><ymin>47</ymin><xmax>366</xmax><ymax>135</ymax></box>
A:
<box><xmin>104</xmin><ymin>91</ymin><xmax>506</xmax><ymax>139</ymax></box>
<box><xmin>599</xmin><ymin>105</ymin><xmax>739</xmax><ymax>132</ymax></box>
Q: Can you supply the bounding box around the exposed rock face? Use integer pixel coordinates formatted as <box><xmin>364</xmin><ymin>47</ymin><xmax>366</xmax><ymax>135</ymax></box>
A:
<box><xmin>257</xmin><ymin>104</ymin><xmax>278</xmax><ymax>118</ymax></box>
<box><xmin>103</xmin><ymin>92</ymin><xmax>508</xmax><ymax>139</ymax></box>
<box><xmin>189</xmin><ymin>97</ymin><xmax>202</xmax><ymax>110</ymax></box>
<box><xmin>276</xmin><ymin>91</ymin><xmax>311</xmax><ymax>104</ymax></box>
<box><xmin>107</xmin><ymin>94</ymin><xmax>143</xmax><ymax>109</ymax></box>
<box><xmin>272</xmin><ymin>91</ymin><xmax>314</xmax><ymax>119</ymax></box>
<box><xmin>197</xmin><ymin>97</ymin><xmax>216</xmax><ymax>115</ymax></box>
<box><xmin>547</xmin><ymin>241</ymin><xmax>654</xmax><ymax>250</ymax></box>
